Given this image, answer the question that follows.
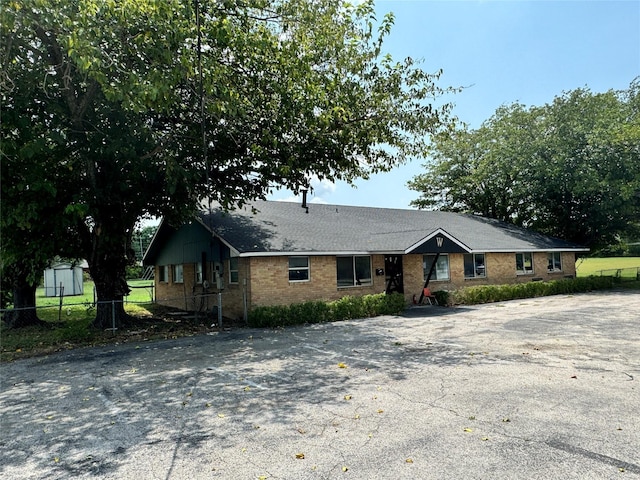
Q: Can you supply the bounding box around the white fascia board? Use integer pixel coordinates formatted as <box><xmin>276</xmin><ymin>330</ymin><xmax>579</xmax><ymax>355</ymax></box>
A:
<box><xmin>468</xmin><ymin>247</ymin><xmax>590</xmax><ymax>253</ymax></box>
<box><xmin>238</xmin><ymin>247</ymin><xmax>589</xmax><ymax>257</ymax></box>
<box><xmin>238</xmin><ymin>250</ymin><xmax>405</xmax><ymax>258</ymax></box>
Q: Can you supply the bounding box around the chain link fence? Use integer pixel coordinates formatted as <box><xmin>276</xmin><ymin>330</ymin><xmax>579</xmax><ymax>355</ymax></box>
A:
<box><xmin>594</xmin><ymin>266</ymin><xmax>640</xmax><ymax>282</ymax></box>
<box><xmin>0</xmin><ymin>287</ymin><xmax>238</xmax><ymax>332</ymax></box>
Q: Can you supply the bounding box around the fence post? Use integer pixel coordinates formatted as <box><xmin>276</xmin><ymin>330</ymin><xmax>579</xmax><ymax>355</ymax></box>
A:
<box><xmin>218</xmin><ymin>292</ymin><xmax>222</xmax><ymax>329</ymax></box>
<box><xmin>111</xmin><ymin>300</ymin><xmax>117</xmax><ymax>335</ymax></box>
<box><xmin>58</xmin><ymin>283</ymin><xmax>64</xmax><ymax>322</ymax></box>
<box><xmin>243</xmin><ymin>280</ymin><xmax>248</xmax><ymax>324</ymax></box>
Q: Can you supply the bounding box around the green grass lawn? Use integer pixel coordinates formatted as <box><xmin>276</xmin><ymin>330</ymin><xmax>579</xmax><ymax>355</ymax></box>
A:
<box><xmin>30</xmin><ymin>279</ymin><xmax>155</xmax><ymax>324</ymax></box>
<box><xmin>36</xmin><ymin>279</ymin><xmax>154</xmax><ymax>308</ymax></box>
<box><xmin>575</xmin><ymin>257</ymin><xmax>640</xmax><ymax>277</ymax></box>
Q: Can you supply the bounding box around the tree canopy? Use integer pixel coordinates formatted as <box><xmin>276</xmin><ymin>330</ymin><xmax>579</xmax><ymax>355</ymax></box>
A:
<box><xmin>1</xmin><ymin>0</ymin><xmax>455</xmax><ymax>328</ymax></box>
<box><xmin>408</xmin><ymin>80</ymin><xmax>640</xmax><ymax>251</ymax></box>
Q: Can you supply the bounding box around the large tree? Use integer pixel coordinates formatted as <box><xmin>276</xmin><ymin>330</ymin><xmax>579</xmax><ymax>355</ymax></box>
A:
<box><xmin>408</xmin><ymin>81</ymin><xmax>640</xmax><ymax>250</ymax></box>
<box><xmin>0</xmin><ymin>35</ymin><xmax>82</xmax><ymax>327</ymax></box>
<box><xmin>1</xmin><ymin>0</ymin><xmax>455</xmax><ymax>329</ymax></box>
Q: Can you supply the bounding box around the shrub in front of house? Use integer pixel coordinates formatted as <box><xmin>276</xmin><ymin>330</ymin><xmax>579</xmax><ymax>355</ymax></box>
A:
<box><xmin>247</xmin><ymin>292</ymin><xmax>406</xmax><ymax>328</ymax></box>
<box><xmin>447</xmin><ymin>276</ymin><xmax>615</xmax><ymax>306</ymax></box>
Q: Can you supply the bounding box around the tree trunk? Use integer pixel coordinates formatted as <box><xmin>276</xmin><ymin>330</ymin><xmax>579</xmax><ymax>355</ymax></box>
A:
<box><xmin>91</xmin><ymin>264</ymin><xmax>133</xmax><ymax>330</ymax></box>
<box><xmin>4</xmin><ymin>282</ymin><xmax>43</xmax><ymax>329</ymax></box>
<box><xmin>88</xmin><ymin>221</ymin><xmax>135</xmax><ymax>330</ymax></box>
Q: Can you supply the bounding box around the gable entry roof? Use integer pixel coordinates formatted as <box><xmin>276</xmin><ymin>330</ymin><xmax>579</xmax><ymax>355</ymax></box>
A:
<box><xmin>196</xmin><ymin>200</ymin><xmax>587</xmax><ymax>257</ymax></box>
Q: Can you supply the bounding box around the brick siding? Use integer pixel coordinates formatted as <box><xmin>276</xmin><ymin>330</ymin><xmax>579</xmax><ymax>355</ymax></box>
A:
<box><xmin>403</xmin><ymin>251</ymin><xmax>577</xmax><ymax>297</ymax></box>
<box><xmin>155</xmin><ymin>251</ymin><xmax>577</xmax><ymax>319</ymax></box>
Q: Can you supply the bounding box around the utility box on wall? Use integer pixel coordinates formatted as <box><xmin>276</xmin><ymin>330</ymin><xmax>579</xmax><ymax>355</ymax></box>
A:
<box><xmin>43</xmin><ymin>262</ymin><xmax>84</xmax><ymax>297</ymax></box>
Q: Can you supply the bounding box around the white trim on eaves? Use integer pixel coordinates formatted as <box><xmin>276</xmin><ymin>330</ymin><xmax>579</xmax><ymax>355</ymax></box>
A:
<box><xmin>237</xmin><ymin>247</ymin><xmax>589</xmax><ymax>258</ymax></box>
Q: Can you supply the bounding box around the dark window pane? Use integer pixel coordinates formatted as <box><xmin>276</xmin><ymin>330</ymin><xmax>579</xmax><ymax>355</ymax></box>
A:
<box><xmin>337</xmin><ymin>257</ymin><xmax>354</xmax><ymax>287</ymax></box>
<box><xmin>289</xmin><ymin>269</ymin><xmax>309</xmax><ymax>281</ymax></box>
<box><xmin>289</xmin><ymin>257</ymin><xmax>308</xmax><ymax>269</ymax></box>
<box><xmin>355</xmin><ymin>256</ymin><xmax>372</xmax><ymax>285</ymax></box>
<box><xmin>464</xmin><ymin>254</ymin><xmax>475</xmax><ymax>278</ymax></box>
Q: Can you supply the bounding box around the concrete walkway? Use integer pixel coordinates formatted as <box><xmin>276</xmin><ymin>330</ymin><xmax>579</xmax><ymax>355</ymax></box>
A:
<box><xmin>1</xmin><ymin>290</ymin><xmax>639</xmax><ymax>479</ymax></box>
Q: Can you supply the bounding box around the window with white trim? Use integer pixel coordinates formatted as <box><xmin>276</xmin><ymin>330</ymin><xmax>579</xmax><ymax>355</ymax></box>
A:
<box><xmin>158</xmin><ymin>265</ymin><xmax>168</xmax><ymax>283</ymax></box>
<box><xmin>464</xmin><ymin>253</ymin><xmax>486</xmax><ymax>279</ymax></box>
<box><xmin>547</xmin><ymin>252</ymin><xmax>562</xmax><ymax>272</ymax></box>
<box><xmin>229</xmin><ymin>257</ymin><xmax>239</xmax><ymax>284</ymax></box>
<box><xmin>337</xmin><ymin>256</ymin><xmax>372</xmax><ymax>287</ymax></box>
<box><xmin>172</xmin><ymin>264</ymin><xmax>184</xmax><ymax>283</ymax></box>
<box><xmin>423</xmin><ymin>254</ymin><xmax>450</xmax><ymax>281</ymax></box>
<box><xmin>516</xmin><ymin>252</ymin><xmax>534</xmax><ymax>275</ymax></box>
<box><xmin>289</xmin><ymin>256</ymin><xmax>310</xmax><ymax>281</ymax></box>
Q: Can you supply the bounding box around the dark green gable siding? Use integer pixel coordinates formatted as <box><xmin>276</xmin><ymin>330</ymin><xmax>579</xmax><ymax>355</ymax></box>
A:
<box><xmin>155</xmin><ymin>222</ymin><xmax>229</xmax><ymax>265</ymax></box>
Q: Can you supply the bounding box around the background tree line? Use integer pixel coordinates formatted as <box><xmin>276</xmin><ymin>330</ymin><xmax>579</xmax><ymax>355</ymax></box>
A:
<box><xmin>409</xmin><ymin>80</ymin><xmax>640</xmax><ymax>253</ymax></box>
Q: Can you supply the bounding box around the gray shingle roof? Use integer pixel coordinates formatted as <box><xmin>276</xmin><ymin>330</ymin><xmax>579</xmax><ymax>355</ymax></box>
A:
<box><xmin>199</xmin><ymin>200</ymin><xmax>587</xmax><ymax>255</ymax></box>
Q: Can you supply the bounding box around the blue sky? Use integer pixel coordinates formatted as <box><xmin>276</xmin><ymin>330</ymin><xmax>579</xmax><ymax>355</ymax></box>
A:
<box><xmin>269</xmin><ymin>0</ymin><xmax>640</xmax><ymax>209</ymax></box>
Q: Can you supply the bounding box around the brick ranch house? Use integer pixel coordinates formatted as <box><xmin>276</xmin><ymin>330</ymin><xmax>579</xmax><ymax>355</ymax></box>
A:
<box><xmin>143</xmin><ymin>200</ymin><xmax>588</xmax><ymax>320</ymax></box>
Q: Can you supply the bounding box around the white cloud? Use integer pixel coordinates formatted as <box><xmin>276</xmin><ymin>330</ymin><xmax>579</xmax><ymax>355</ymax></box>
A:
<box><xmin>269</xmin><ymin>175</ymin><xmax>338</xmax><ymax>205</ymax></box>
<box><xmin>309</xmin><ymin>175</ymin><xmax>336</xmax><ymax>197</ymax></box>
<box><xmin>273</xmin><ymin>195</ymin><xmax>300</xmax><ymax>203</ymax></box>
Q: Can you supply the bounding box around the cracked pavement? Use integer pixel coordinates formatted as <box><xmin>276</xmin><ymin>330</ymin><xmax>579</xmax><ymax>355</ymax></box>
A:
<box><xmin>1</xmin><ymin>290</ymin><xmax>639</xmax><ymax>479</ymax></box>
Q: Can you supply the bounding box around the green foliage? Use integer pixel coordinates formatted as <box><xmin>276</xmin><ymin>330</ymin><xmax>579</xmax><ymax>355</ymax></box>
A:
<box><xmin>409</xmin><ymin>80</ymin><xmax>640</xmax><ymax>250</ymax></box>
<box><xmin>126</xmin><ymin>265</ymin><xmax>144</xmax><ymax>280</ymax></box>
<box><xmin>433</xmin><ymin>290</ymin><xmax>450</xmax><ymax>306</ymax></box>
<box><xmin>247</xmin><ymin>293</ymin><xmax>406</xmax><ymax>328</ymax></box>
<box><xmin>132</xmin><ymin>225</ymin><xmax>158</xmax><ymax>264</ymax></box>
<box><xmin>0</xmin><ymin>286</ymin><xmax>13</xmax><ymax>310</ymax></box>
<box><xmin>448</xmin><ymin>277</ymin><xmax>615</xmax><ymax>306</ymax></box>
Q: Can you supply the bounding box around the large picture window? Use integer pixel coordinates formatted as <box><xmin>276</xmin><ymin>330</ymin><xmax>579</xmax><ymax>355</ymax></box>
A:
<box><xmin>516</xmin><ymin>252</ymin><xmax>533</xmax><ymax>275</ymax></box>
<box><xmin>423</xmin><ymin>254</ymin><xmax>450</xmax><ymax>281</ymax></box>
<box><xmin>464</xmin><ymin>253</ymin><xmax>486</xmax><ymax>279</ymax></box>
<box><xmin>289</xmin><ymin>256</ymin><xmax>310</xmax><ymax>281</ymax></box>
<box><xmin>337</xmin><ymin>256</ymin><xmax>372</xmax><ymax>287</ymax></box>
<box><xmin>229</xmin><ymin>257</ymin><xmax>239</xmax><ymax>284</ymax></box>
<box><xmin>172</xmin><ymin>264</ymin><xmax>184</xmax><ymax>283</ymax></box>
<box><xmin>548</xmin><ymin>252</ymin><xmax>562</xmax><ymax>272</ymax></box>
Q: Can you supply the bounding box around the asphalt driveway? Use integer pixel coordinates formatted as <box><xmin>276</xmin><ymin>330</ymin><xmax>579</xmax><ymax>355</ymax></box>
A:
<box><xmin>1</xmin><ymin>290</ymin><xmax>639</xmax><ymax>479</ymax></box>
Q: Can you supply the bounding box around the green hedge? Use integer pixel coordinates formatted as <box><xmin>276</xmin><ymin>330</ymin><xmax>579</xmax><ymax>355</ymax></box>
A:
<box><xmin>247</xmin><ymin>292</ymin><xmax>406</xmax><ymax>328</ymax></box>
<box><xmin>447</xmin><ymin>276</ymin><xmax>615</xmax><ymax>306</ymax></box>
<box><xmin>247</xmin><ymin>277</ymin><xmax>616</xmax><ymax>327</ymax></box>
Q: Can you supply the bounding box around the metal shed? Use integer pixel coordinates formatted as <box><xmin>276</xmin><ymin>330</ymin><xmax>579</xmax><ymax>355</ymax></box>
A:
<box><xmin>43</xmin><ymin>262</ymin><xmax>84</xmax><ymax>297</ymax></box>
